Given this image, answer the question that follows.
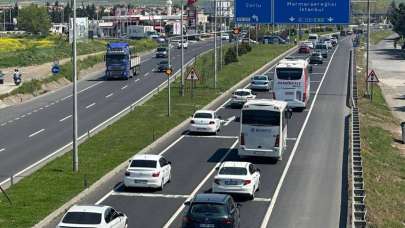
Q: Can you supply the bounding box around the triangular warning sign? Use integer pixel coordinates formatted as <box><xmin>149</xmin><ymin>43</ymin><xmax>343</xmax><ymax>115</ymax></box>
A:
<box><xmin>367</xmin><ymin>70</ymin><xmax>379</xmax><ymax>83</ymax></box>
<box><xmin>186</xmin><ymin>68</ymin><xmax>199</xmax><ymax>80</ymax></box>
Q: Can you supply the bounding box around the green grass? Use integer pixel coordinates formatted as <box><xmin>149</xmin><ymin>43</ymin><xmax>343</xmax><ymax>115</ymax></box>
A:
<box><xmin>0</xmin><ymin>37</ymin><xmax>156</xmax><ymax>68</ymax></box>
<box><xmin>0</xmin><ymin>43</ymin><xmax>292</xmax><ymax>228</ymax></box>
<box><xmin>356</xmin><ymin>45</ymin><xmax>405</xmax><ymax>227</ymax></box>
<box><xmin>370</xmin><ymin>30</ymin><xmax>395</xmax><ymax>45</ymax></box>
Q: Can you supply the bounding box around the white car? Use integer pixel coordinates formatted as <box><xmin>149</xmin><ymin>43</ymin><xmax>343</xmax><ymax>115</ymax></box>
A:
<box><xmin>177</xmin><ymin>40</ymin><xmax>189</xmax><ymax>49</ymax></box>
<box><xmin>251</xmin><ymin>75</ymin><xmax>271</xmax><ymax>91</ymax></box>
<box><xmin>212</xmin><ymin>161</ymin><xmax>261</xmax><ymax>199</ymax></box>
<box><xmin>57</xmin><ymin>205</ymin><xmax>128</xmax><ymax>228</ymax></box>
<box><xmin>123</xmin><ymin>154</ymin><xmax>171</xmax><ymax>189</ymax></box>
<box><xmin>230</xmin><ymin>89</ymin><xmax>256</xmax><ymax>107</ymax></box>
<box><xmin>302</xmin><ymin>41</ymin><xmax>314</xmax><ymax>49</ymax></box>
<box><xmin>221</xmin><ymin>33</ymin><xmax>230</xmax><ymax>40</ymax></box>
<box><xmin>189</xmin><ymin>110</ymin><xmax>221</xmax><ymax>134</ymax></box>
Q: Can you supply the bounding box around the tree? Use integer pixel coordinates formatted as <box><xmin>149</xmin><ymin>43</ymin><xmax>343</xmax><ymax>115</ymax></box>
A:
<box><xmin>18</xmin><ymin>4</ymin><xmax>51</xmax><ymax>35</ymax></box>
<box><xmin>388</xmin><ymin>3</ymin><xmax>405</xmax><ymax>37</ymax></box>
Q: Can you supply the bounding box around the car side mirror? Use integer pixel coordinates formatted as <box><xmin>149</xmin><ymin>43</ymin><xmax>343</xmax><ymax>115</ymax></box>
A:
<box><xmin>215</xmin><ymin>166</ymin><xmax>220</xmax><ymax>171</ymax></box>
<box><xmin>218</xmin><ymin>116</ymin><xmax>222</xmax><ymax>119</ymax></box>
<box><xmin>117</xmin><ymin>211</ymin><xmax>124</xmax><ymax>217</ymax></box>
<box><xmin>184</xmin><ymin>201</ymin><xmax>191</xmax><ymax>206</ymax></box>
<box><xmin>128</xmin><ymin>160</ymin><xmax>131</xmax><ymax>163</ymax></box>
<box><xmin>256</xmin><ymin>168</ymin><xmax>261</xmax><ymax>172</ymax></box>
<box><xmin>168</xmin><ymin>161</ymin><xmax>172</xmax><ymax>165</ymax></box>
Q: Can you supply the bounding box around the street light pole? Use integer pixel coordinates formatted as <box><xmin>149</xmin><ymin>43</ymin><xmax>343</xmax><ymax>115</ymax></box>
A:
<box><xmin>180</xmin><ymin>0</ymin><xmax>184</xmax><ymax>96</ymax></box>
<box><xmin>366</xmin><ymin>0</ymin><xmax>371</xmax><ymax>100</ymax></box>
<box><xmin>168</xmin><ymin>38</ymin><xmax>171</xmax><ymax>116</ymax></box>
<box><xmin>214</xmin><ymin>0</ymin><xmax>217</xmax><ymax>89</ymax></box>
<box><xmin>72</xmin><ymin>0</ymin><xmax>79</xmax><ymax>172</ymax></box>
<box><xmin>219</xmin><ymin>0</ymin><xmax>223</xmax><ymax>70</ymax></box>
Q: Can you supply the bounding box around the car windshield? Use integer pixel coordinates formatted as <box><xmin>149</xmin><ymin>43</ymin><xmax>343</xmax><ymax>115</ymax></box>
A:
<box><xmin>62</xmin><ymin>212</ymin><xmax>101</xmax><ymax>225</ymax></box>
<box><xmin>242</xmin><ymin>110</ymin><xmax>280</xmax><ymax>126</ymax></box>
<box><xmin>157</xmin><ymin>48</ymin><xmax>166</xmax><ymax>52</ymax></box>
<box><xmin>190</xmin><ymin>203</ymin><xmax>227</xmax><ymax>216</ymax></box>
<box><xmin>219</xmin><ymin>167</ymin><xmax>247</xmax><ymax>175</ymax></box>
<box><xmin>315</xmin><ymin>44</ymin><xmax>327</xmax><ymax>49</ymax></box>
<box><xmin>159</xmin><ymin>61</ymin><xmax>168</xmax><ymax>65</ymax></box>
<box><xmin>130</xmin><ymin>160</ymin><xmax>157</xmax><ymax>168</ymax></box>
<box><xmin>253</xmin><ymin>76</ymin><xmax>267</xmax><ymax>81</ymax></box>
<box><xmin>194</xmin><ymin>113</ymin><xmax>213</xmax><ymax>119</ymax></box>
<box><xmin>234</xmin><ymin>91</ymin><xmax>250</xmax><ymax>96</ymax></box>
<box><xmin>276</xmin><ymin>68</ymin><xmax>303</xmax><ymax>80</ymax></box>
<box><xmin>312</xmin><ymin>52</ymin><xmax>321</xmax><ymax>56</ymax></box>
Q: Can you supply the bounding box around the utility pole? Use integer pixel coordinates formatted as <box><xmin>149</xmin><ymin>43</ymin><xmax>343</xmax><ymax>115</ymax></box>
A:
<box><xmin>219</xmin><ymin>0</ymin><xmax>223</xmax><ymax>70</ymax></box>
<box><xmin>366</xmin><ymin>0</ymin><xmax>371</xmax><ymax>99</ymax></box>
<box><xmin>180</xmin><ymin>0</ymin><xmax>184</xmax><ymax>96</ymax></box>
<box><xmin>72</xmin><ymin>0</ymin><xmax>79</xmax><ymax>172</ymax></box>
<box><xmin>214</xmin><ymin>0</ymin><xmax>217</xmax><ymax>89</ymax></box>
<box><xmin>167</xmin><ymin>38</ymin><xmax>171</xmax><ymax>116</ymax></box>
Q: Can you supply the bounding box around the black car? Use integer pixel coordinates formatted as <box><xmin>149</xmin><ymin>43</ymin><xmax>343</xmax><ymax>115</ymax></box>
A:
<box><xmin>156</xmin><ymin>47</ymin><xmax>168</xmax><ymax>58</ymax></box>
<box><xmin>309</xmin><ymin>52</ymin><xmax>323</xmax><ymax>64</ymax></box>
<box><xmin>157</xmin><ymin>60</ymin><xmax>171</xmax><ymax>72</ymax></box>
<box><xmin>182</xmin><ymin>193</ymin><xmax>240</xmax><ymax>228</ymax></box>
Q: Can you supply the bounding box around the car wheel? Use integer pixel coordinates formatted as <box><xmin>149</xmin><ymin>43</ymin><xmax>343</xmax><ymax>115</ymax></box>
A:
<box><xmin>249</xmin><ymin>189</ymin><xmax>255</xmax><ymax>200</ymax></box>
<box><xmin>168</xmin><ymin>172</ymin><xmax>172</xmax><ymax>183</ymax></box>
<box><xmin>159</xmin><ymin>178</ymin><xmax>164</xmax><ymax>190</ymax></box>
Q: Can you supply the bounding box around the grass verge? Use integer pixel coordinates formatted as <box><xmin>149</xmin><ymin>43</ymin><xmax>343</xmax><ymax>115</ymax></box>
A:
<box><xmin>370</xmin><ymin>30</ymin><xmax>395</xmax><ymax>45</ymax></box>
<box><xmin>355</xmin><ymin>41</ymin><xmax>405</xmax><ymax>227</ymax></box>
<box><xmin>0</xmin><ymin>43</ymin><xmax>292</xmax><ymax>227</ymax></box>
<box><xmin>0</xmin><ymin>36</ymin><xmax>157</xmax><ymax>68</ymax></box>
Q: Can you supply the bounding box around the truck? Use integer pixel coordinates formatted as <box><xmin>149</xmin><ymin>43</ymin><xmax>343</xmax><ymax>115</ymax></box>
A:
<box><xmin>128</xmin><ymin>25</ymin><xmax>155</xmax><ymax>39</ymax></box>
<box><xmin>105</xmin><ymin>42</ymin><xmax>140</xmax><ymax>80</ymax></box>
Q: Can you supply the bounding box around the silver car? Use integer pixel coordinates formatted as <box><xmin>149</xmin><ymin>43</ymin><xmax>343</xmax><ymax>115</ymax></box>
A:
<box><xmin>250</xmin><ymin>75</ymin><xmax>271</xmax><ymax>91</ymax></box>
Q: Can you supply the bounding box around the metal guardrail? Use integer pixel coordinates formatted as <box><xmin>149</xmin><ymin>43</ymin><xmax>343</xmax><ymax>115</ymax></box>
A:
<box><xmin>350</xmin><ymin>49</ymin><xmax>367</xmax><ymax>228</ymax></box>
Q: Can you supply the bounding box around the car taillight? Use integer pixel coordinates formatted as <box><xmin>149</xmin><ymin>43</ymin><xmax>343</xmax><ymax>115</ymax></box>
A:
<box><xmin>152</xmin><ymin>171</ymin><xmax>160</xmax><ymax>177</ymax></box>
<box><xmin>209</xmin><ymin>121</ymin><xmax>215</xmax><ymax>124</ymax></box>
<box><xmin>243</xmin><ymin>179</ymin><xmax>251</xmax><ymax>185</ymax></box>
<box><xmin>214</xmin><ymin>179</ymin><xmax>221</xmax><ymax>185</ymax></box>
<box><xmin>233</xmin><ymin>95</ymin><xmax>237</xmax><ymax>98</ymax></box>
<box><xmin>183</xmin><ymin>216</ymin><xmax>193</xmax><ymax>223</ymax></box>
<box><xmin>125</xmin><ymin>171</ymin><xmax>130</xmax><ymax>176</ymax></box>
<box><xmin>275</xmin><ymin>135</ymin><xmax>280</xmax><ymax>147</ymax></box>
<box><xmin>190</xmin><ymin>120</ymin><xmax>195</xmax><ymax>124</ymax></box>
<box><xmin>222</xmin><ymin>218</ymin><xmax>233</xmax><ymax>224</ymax></box>
<box><xmin>240</xmin><ymin>133</ymin><xmax>245</xmax><ymax>145</ymax></box>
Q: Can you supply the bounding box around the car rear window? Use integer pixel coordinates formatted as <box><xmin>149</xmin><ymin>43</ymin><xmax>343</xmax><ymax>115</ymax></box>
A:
<box><xmin>194</xmin><ymin>113</ymin><xmax>213</xmax><ymax>119</ymax></box>
<box><xmin>190</xmin><ymin>203</ymin><xmax>227</xmax><ymax>216</ymax></box>
<box><xmin>315</xmin><ymin>44</ymin><xmax>327</xmax><ymax>49</ymax></box>
<box><xmin>219</xmin><ymin>167</ymin><xmax>247</xmax><ymax>175</ymax></box>
<box><xmin>62</xmin><ymin>212</ymin><xmax>101</xmax><ymax>225</ymax></box>
<box><xmin>242</xmin><ymin>110</ymin><xmax>280</xmax><ymax>126</ymax></box>
<box><xmin>234</xmin><ymin>91</ymin><xmax>250</xmax><ymax>96</ymax></box>
<box><xmin>130</xmin><ymin>160</ymin><xmax>157</xmax><ymax>168</ymax></box>
<box><xmin>276</xmin><ymin>68</ymin><xmax>303</xmax><ymax>80</ymax></box>
<box><xmin>157</xmin><ymin>48</ymin><xmax>166</xmax><ymax>52</ymax></box>
<box><xmin>253</xmin><ymin>76</ymin><xmax>267</xmax><ymax>81</ymax></box>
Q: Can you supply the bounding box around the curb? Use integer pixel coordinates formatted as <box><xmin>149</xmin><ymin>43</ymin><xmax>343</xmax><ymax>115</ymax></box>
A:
<box><xmin>33</xmin><ymin>45</ymin><xmax>297</xmax><ymax>228</ymax></box>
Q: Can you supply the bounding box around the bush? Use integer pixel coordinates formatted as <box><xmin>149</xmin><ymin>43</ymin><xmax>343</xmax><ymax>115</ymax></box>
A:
<box><xmin>225</xmin><ymin>48</ymin><xmax>238</xmax><ymax>65</ymax></box>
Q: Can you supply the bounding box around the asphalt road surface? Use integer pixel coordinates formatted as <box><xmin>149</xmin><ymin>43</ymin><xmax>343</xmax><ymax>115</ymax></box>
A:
<box><xmin>46</xmin><ymin>37</ymin><xmax>352</xmax><ymax>228</ymax></box>
<box><xmin>0</xmin><ymin>38</ymin><xmax>221</xmax><ymax>184</ymax></box>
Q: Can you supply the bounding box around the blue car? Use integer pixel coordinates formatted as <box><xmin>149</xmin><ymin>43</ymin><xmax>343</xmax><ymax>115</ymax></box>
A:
<box><xmin>182</xmin><ymin>193</ymin><xmax>240</xmax><ymax>228</ymax></box>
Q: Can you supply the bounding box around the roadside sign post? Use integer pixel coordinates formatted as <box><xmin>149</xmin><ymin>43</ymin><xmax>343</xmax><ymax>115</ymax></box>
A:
<box><xmin>51</xmin><ymin>64</ymin><xmax>60</xmax><ymax>75</ymax></box>
<box><xmin>186</xmin><ymin>68</ymin><xmax>200</xmax><ymax>98</ymax></box>
<box><xmin>366</xmin><ymin>70</ymin><xmax>379</xmax><ymax>102</ymax></box>
<box><xmin>165</xmin><ymin>67</ymin><xmax>173</xmax><ymax>117</ymax></box>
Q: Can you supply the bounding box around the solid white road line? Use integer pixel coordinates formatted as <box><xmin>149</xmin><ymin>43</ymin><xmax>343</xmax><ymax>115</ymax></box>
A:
<box><xmin>0</xmin><ymin>148</ymin><xmax>5</xmax><ymax>153</ymax></box>
<box><xmin>79</xmin><ymin>81</ymin><xmax>103</xmax><ymax>94</ymax></box>
<box><xmin>286</xmin><ymin>138</ymin><xmax>297</xmax><ymax>141</ymax></box>
<box><xmin>59</xmin><ymin>115</ymin><xmax>72</xmax><ymax>122</ymax></box>
<box><xmin>111</xmin><ymin>192</ymin><xmax>190</xmax><ymax>199</ymax></box>
<box><xmin>159</xmin><ymin>135</ymin><xmax>186</xmax><ymax>155</ymax></box>
<box><xmin>29</xmin><ymin>129</ymin><xmax>45</xmax><ymax>138</ymax></box>
<box><xmin>162</xmin><ymin>140</ymin><xmax>239</xmax><ymax>228</ymax></box>
<box><xmin>215</xmin><ymin>98</ymin><xmax>231</xmax><ymax>112</ymax></box>
<box><xmin>105</xmin><ymin>93</ymin><xmax>114</xmax><ymax>98</ymax></box>
<box><xmin>86</xmin><ymin>103</ymin><xmax>96</xmax><ymax>109</ymax></box>
<box><xmin>260</xmin><ymin>44</ymin><xmax>339</xmax><ymax>228</ymax></box>
<box><xmin>184</xmin><ymin>135</ymin><xmax>238</xmax><ymax>139</ymax></box>
<box><xmin>311</xmin><ymin>81</ymin><xmax>322</xmax><ymax>83</ymax></box>
<box><xmin>223</xmin><ymin>116</ymin><xmax>236</xmax><ymax>126</ymax></box>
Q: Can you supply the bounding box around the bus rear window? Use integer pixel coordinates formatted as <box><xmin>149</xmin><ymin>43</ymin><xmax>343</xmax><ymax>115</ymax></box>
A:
<box><xmin>242</xmin><ymin>110</ymin><xmax>280</xmax><ymax>126</ymax></box>
<box><xmin>276</xmin><ymin>68</ymin><xmax>303</xmax><ymax>80</ymax></box>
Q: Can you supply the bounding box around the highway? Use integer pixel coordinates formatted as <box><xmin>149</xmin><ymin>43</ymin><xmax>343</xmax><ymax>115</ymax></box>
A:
<box><xmin>45</xmin><ymin>37</ymin><xmax>352</xmax><ymax>227</ymax></box>
<box><xmin>0</xmin><ymin>38</ymin><xmax>219</xmax><ymax>184</ymax></box>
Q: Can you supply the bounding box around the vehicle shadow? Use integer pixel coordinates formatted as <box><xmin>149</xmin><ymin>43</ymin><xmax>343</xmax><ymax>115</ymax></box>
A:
<box><xmin>202</xmin><ymin>188</ymin><xmax>253</xmax><ymax>202</ymax></box>
<box><xmin>339</xmin><ymin>115</ymin><xmax>350</xmax><ymax>228</ymax></box>
<box><xmin>372</xmin><ymin>48</ymin><xmax>405</xmax><ymax>60</ymax></box>
<box><xmin>208</xmin><ymin>147</ymin><xmax>279</xmax><ymax>165</ymax></box>
<box><xmin>114</xmin><ymin>182</ymin><xmax>162</xmax><ymax>193</ymax></box>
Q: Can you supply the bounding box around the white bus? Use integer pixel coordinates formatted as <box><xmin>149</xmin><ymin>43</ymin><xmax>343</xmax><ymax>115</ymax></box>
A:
<box><xmin>308</xmin><ymin>33</ymin><xmax>319</xmax><ymax>45</ymax></box>
<box><xmin>273</xmin><ymin>58</ymin><xmax>311</xmax><ymax>110</ymax></box>
<box><xmin>238</xmin><ymin>99</ymin><xmax>292</xmax><ymax>160</ymax></box>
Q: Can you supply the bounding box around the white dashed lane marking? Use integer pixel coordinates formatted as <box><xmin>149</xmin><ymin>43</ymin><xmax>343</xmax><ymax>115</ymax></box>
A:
<box><xmin>28</xmin><ymin>129</ymin><xmax>45</xmax><ymax>138</ymax></box>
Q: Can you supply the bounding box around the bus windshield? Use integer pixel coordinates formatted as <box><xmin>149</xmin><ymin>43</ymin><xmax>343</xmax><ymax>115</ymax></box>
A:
<box><xmin>242</xmin><ymin>110</ymin><xmax>280</xmax><ymax>126</ymax></box>
<box><xmin>106</xmin><ymin>54</ymin><xmax>126</xmax><ymax>64</ymax></box>
<box><xmin>276</xmin><ymin>68</ymin><xmax>303</xmax><ymax>80</ymax></box>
